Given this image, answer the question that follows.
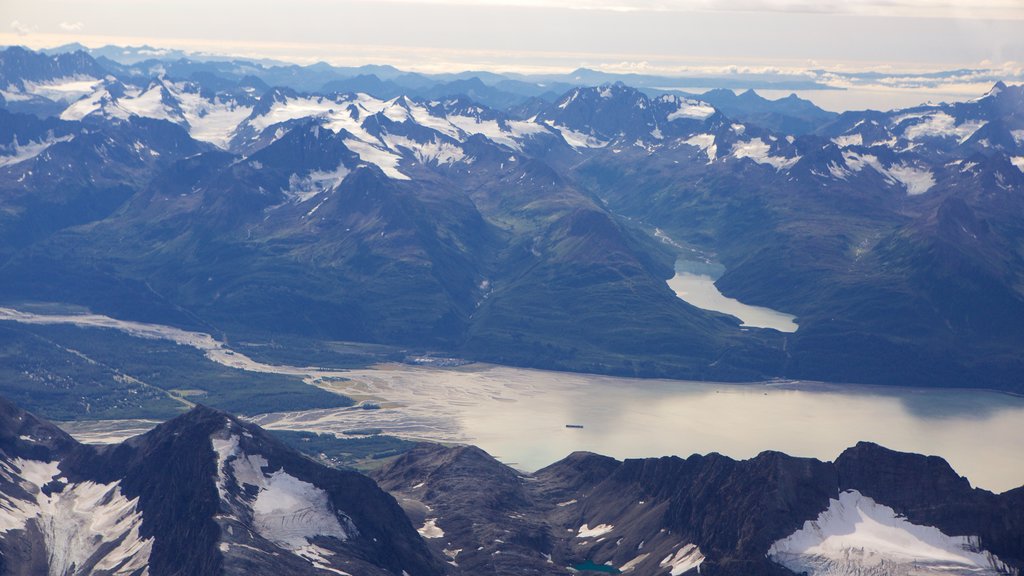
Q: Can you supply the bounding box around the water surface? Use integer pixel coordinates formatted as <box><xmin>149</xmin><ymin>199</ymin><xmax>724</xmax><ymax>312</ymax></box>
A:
<box><xmin>253</xmin><ymin>364</ymin><xmax>1024</xmax><ymax>493</ymax></box>
<box><xmin>666</xmin><ymin>260</ymin><xmax>798</xmax><ymax>332</ymax></box>
<box><xmin>3</xmin><ymin>306</ymin><xmax>1020</xmax><ymax>492</ymax></box>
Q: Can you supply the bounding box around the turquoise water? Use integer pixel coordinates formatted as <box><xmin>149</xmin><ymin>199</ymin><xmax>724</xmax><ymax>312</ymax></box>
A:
<box><xmin>572</xmin><ymin>561</ymin><xmax>621</xmax><ymax>573</ymax></box>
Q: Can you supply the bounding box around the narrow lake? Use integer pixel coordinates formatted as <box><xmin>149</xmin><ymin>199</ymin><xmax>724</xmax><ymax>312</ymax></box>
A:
<box><xmin>666</xmin><ymin>259</ymin><xmax>798</xmax><ymax>332</ymax></box>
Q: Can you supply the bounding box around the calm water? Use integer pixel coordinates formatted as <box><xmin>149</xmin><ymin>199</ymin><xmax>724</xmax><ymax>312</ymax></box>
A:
<box><xmin>666</xmin><ymin>259</ymin><xmax>798</xmax><ymax>332</ymax></box>
<box><xmin>3</xmin><ymin>306</ymin><xmax>1020</xmax><ymax>493</ymax></box>
<box><xmin>254</xmin><ymin>364</ymin><xmax>1024</xmax><ymax>493</ymax></box>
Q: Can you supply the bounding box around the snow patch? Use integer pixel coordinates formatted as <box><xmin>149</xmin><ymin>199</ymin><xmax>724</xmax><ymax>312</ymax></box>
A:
<box><xmin>731</xmin><ymin>138</ymin><xmax>799</xmax><ymax>170</ymax></box>
<box><xmin>547</xmin><ymin>122</ymin><xmax>608</xmax><ymax>149</ymax></box>
<box><xmin>344</xmin><ymin>138</ymin><xmax>410</xmax><ymax>180</ymax></box>
<box><xmin>620</xmin><ymin>552</ymin><xmax>650</xmax><ymax>573</ymax></box>
<box><xmin>285</xmin><ymin>162</ymin><xmax>350</xmax><ymax>203</ymax></box>
<box><xmin>418</xmin><ymin>518</ymin><xmax>444</xmax><ymax>539</ymax></box>
<box><xmin>384</xmin><ymin>134</ymin><xmax>464</xmax><ymax>166</ymax></box>
<box><xmin>768</xmin><ymin>490</ymin><xmax>1012</xmax><ymax>576</ymax></box>
<box><xmin>115</xmin><ymin>84</ymin><xmax>178</xmax><ymax>122</ymax></box>
<box><xmin>20</xmin><ymin>76</ymin><xmax>102</xmax><ymax>102</ymax></box>
<box><xmin>659</xmin><ymin>544</ymin><xmax>705</xmax><ymax>576</ymax></box>
<box><xmin>251</xmin><ymin>95</ymin><xmax>348</xmax><ymax>134</ymax></box>
<box><xmin>831</xmin><ymin>133</ymin><xmax>863</xmax><ymax>148</ymax></box>
<box><xmin>843</xmin><ymin>152</ymin><xmax>935</xmax><ymax>195</ymax></box>
<box><xmin>667</xmin><ymin>99</ymin><xmax>715</xmax><ymax>121</ymax></box>
<box><xmin>886</xmin><ymin>164</ymin><xmax>936</xmax><ymax>195</ymax></box>
<box><xmin>683</xmin><ymin>133</ymin><xmax>716</xmax><ymax>161</ymax></box>
<box><xmin>253</xmin><ymin>470</ymin><xmax>350</xmax><ymax>549</ymax></box>
<box><xmin>0</xmin><ymin>458</ymin><xmax>152</xmax><ymax>576</ymax></box>
<box><xmin>577</xmin><ymin>523</ymin><xmax>614</xmax><ymax>538</ymax></box>
<box><xmin>0</xmin><ymin>134</ymin><xmax>74</xmax><ymax>168</ymax></box>
<box><xmin>211</xmin><ymin>431</ymin><xmax>356</xmax><ymax>562</ymax></box>
<box><xmin>900</xmin><ymin>112</ymin><xmax>985</xmax><ymax>144</ymax></box>
<box><xmin>682</xmin><ymin>133</ymin><xmax>717</xmax><ymax>161</ymax></box>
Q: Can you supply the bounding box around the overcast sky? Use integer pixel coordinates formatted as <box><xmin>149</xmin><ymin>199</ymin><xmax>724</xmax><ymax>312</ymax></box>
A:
<box><xmin>2</xmin><ymin>0</ymin><xmax>1023</xmax><ymax>77</ymax></box>
<box><xmin>2</xmin><ymin>1</ymin><xmax>1022</xmax><ymax>110</ymax></box>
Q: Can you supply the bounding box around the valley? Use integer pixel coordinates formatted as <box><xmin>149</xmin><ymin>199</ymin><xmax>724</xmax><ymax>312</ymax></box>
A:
<box><xmin>1</xmin><ymin>40</ymin><xmax>1024</xmax><ymax>575</ymax></box>
<box><xmin>2</xmin><ymin>305</ymin><xmax>1021</xmax><ymax>492</ymax></box>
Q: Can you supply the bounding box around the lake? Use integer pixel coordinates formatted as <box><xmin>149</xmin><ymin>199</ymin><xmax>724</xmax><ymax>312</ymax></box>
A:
<box><xmin>666</xmin><ymin>259</ymin><xmax>798</xmax><ymax>332</ymax></box>
<box><xmin>250</xmin><ymin>363</ymin><xmax>1024</xmax><ymax>493</ymax></box>
<box><xmin>3</xmin><ymin>306</ymin><xmax>1021</xmax><ymax>493</ymax></box>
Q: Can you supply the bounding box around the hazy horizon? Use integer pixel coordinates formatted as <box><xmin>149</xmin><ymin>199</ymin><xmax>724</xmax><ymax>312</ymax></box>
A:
<box><xmin>3</xmin><ymin>0</ymin><xmax>1023</xmax><ymax>111</ymax></box>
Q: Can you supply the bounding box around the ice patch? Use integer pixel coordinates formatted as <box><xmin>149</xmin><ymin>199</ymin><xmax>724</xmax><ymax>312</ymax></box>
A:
<box><xmin>0</xmin><ymin>134</ymin><xmax>74</xmax><ymax>168</ymax></box>
<box><xmin>683</xmin><ymin>133</ymin><xmax>716</xmax><ymax>161</ymax></box>
<box><xmin>445</xmin><ymin>115</ymin><xmax>546</xmax><ymax>151</ymax></box>
<box><xmin>547</xmin><ymin>122</ymin><xmax>608</xmax><ymax>149</ymax></box>
<box><xmin>19</xmin><ymin>76</ymin><xmax>102</xmax><ymax>102</ymax></box>
<box><xmin>887</xmin><ymin>164</ymin><xmax>935</xmax><ymax>195</ymax></box>
<box><xmin>211</xmin><ymin>432</ymin><xmax>354</xmax><ymax>554</ymax></box>
<box><xmin>285</xmin><ymin>162</ymin><xmax>350</xmax><ymax>203</ymax></box>
<box><xmin>170</xmin><ymin>84</ymin><xmax>252</xmax><ymax>149</ymax></box>
<box><xmin>731</xmin><ymin>138</ymin><xmax>799</xmax><ymax>170</ymax></box>
<box><xmin>659</xmin><ymin>544</ymin><xmax>705</xmax><ymax>576</ymax></box>
<box><xmin>384</xmin><ymin>134</ymin><xmax>464</xmax><ymax>166</ymax></box>
<box><xmin>115</xmin><ymin>84</ymin><xmax>178</xmax><ymax>122</ymax></box>
<box><xmin>843</xmin><ymin>152</ymin><xmax>935</xmax><ymax>195</ymax></box>
<box><xmin>253</xmin><ymin>470</ymin><xmax>350</xmax><ymax>549</ymax></box>
<box><xmin>343</xmin><ymin>138</ymin><xmax>410</xmax><ymax>180</ymax></box>
<box><xmin>0</xmin><ymin>458</ymin><xmax>152</xmax><ymax>576</ymax></box>
<box><xmin>250</xmin><ymin>95</ymin><xmax>350</xmax><ymax>134</ymax></box>
<box><xmin>769</xmin><ymin>490</ymin><xmax>1012</xmax><ymax>576</ymax></box>
<box><xmin>667</xmin><ymin>99</ymin><xmax>715</xmax><ymax>121</ymax></box>
<box><xmin>900</xmin><ymin>112</ymin><xmax>985</xmax><ymax>143</ymax></box>
<box><xmin>60</xmin><ymin>84</ymin><xmax>112</xmax><ymax>119</ymax></box>
<box><xmin>1010</xmin><ymin>156</ymin><xmax>1024</xmax><ymax>173</ymax></box>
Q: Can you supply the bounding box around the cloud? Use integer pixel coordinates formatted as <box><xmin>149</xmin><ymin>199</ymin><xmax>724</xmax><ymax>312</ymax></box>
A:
<box><xmin>354</xmin><ymin>0</ymin><xmax>1024</xmax><ymax>19</ymax></box>
<box><xmin>59</xmin><ymin>21</ymin><xmax>84</xmax><ymax>32</ymax></box>
<box><xmin>10</xmin><ymin>20</ymin><xmax>36</xmax><ymax>36</ymax></box>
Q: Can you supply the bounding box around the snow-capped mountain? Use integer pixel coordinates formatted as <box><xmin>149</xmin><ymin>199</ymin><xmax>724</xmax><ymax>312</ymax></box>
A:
<box><xmin>2</xmin><ymin>44</ymin><xmax>1024</xmax><ymax>395</ymax></box>
<box><xmin>0</xmin><ymin>396</ymin><xmax>443</xmax><ymax>575</ymax></box>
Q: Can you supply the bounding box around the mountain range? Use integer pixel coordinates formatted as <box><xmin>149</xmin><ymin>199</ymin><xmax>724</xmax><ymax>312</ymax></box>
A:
<box><xmin>1</xmin><ymin>45</ymin><xmax>1023</xmax><ymax>399</ymax></box>
<box><xmin>0</xmin><ymin>396</ymin><xmax>1021</xmax><ymax>575</ymax></box>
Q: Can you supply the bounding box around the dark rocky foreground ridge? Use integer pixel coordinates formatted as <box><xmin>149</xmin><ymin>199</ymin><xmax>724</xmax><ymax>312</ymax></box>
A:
<box><xmin>0</xmin><ymin>396</ymin><xmax>1021</xmax><ymax>575</ymax></box>
<box><xmin>0</xmin><ymin>396</ymin><xmax>443</xmax><ymax>576</ymax></box>
<box><xmin>374</xmin><ymin>443</ymin><xmax>1024</xmax><ymax>575</ymax></box>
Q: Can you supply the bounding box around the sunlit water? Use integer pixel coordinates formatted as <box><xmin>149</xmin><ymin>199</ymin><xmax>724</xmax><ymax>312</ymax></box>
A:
<box><xmin>252</xmin><ymin>364</ymin><xmax>1024</xmax><ymax>493</ymax></box>
<box><xmin>666</xmin><ymin>260</ymin><xmax>798</xmax><ymax>332</ymax></box>
<box><xmin>3</xmin><ymin>307</ymin><xmax>1022</xmax><ymax>492</ymax></box>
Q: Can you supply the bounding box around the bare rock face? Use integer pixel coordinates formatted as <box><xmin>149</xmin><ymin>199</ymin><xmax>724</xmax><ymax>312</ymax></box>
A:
<box><xmin>0</xmin><ymin>397</ymin><xmax>443</xmax><ymax>576</ymax></box>
<box><xmin>375</xmin><ymin>443</ymin><xmax>1023</xmax><ymax>576</ymax></box>
<box><xmin>2</xmin><ymin>395</ymin><xmax>1022</xmax><ymax>576</ymax></box>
